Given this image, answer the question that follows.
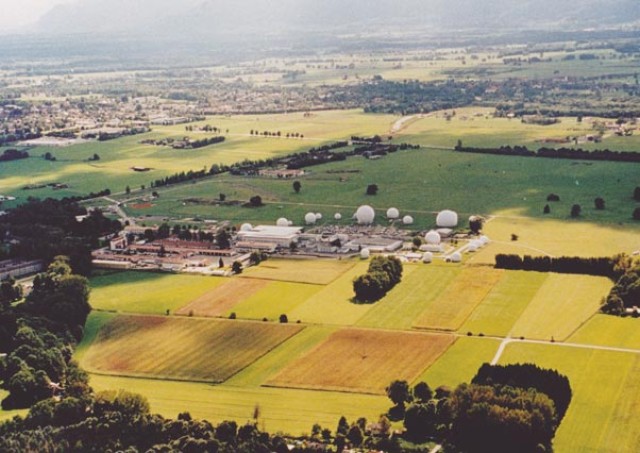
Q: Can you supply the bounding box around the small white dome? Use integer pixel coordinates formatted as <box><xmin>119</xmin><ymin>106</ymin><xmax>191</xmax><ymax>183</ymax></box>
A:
<box><xmin>386</xmin><ymin>207</ymin><xmax>400</xmax><ymax>219</ymax></box>
<box><xmin>305</xmin><ymin>212</ymin><xmax>317</xmax><ymax>225</ymax></box>
<box><xmin>402</xmin><ymin>215</ymin><xmax>414</xmax><ymax>225</ymax></box>
<box><xmin>468</xmin><ymin>244</ymin><xmax>478</xmax><ymax>253</ymax></box>
<box><xmin>334</xmin><ymin>213</ymin><xmax>342</xmax><ymax>220</ymax></box>
<box><xmin>240</xmin><ymin>223</ymin><xmax>253</xmax><ymax>232</ymax></box>
<box><xmin>480</xmin><ymin>235</ymin><xmax>490</xmax><ymax>245</ymax></box>
<box><xmin>360</xmin><ymin>248</ymin><xmax>371</xmax><ymax>259</ymax></box>
<box><xmin>276</xmin><ymin>218</ymin><xmax>289</xmax><ymax>227</ymax></box>
<box><xmin>288</xmin><ymin>220</ymin><xmax>294</xmax><ymax>226</ymax></box>
<box><xmin>449</xmin><ymin>252</ymin><xmax>462</xmax><ymax>263</ymax></box>
<box><xmin>356</xmin><ymin>205</ymin><xmax>376</xmax><ymax>225</ymax></box>
<box><xmin>422</xmin><ymin>252</ymin><xmax>433</xmax><ymax>263</ymax></box>
<box><xmin>437</xmin><ymin>210</ymin><xmax>458</xmax><ymax>228</ymax></box>
<box><xmin>315</xmin><ymin>213</ymin><xmax>323</xmax><ymax>220</ymax></box>
<box><xmin>471</xmin><ymin>239</ymin><xmax>483</xmax><ymax>249</ymax></box>
<box><xmin>425</xmin><ymin>230</ymin><xmax>441</xmax><ymax>245</ymax></box>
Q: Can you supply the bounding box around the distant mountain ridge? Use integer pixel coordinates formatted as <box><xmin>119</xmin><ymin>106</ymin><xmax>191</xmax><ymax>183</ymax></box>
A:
<box><xmin>34</xmin><ymin>0</ymin><xmax>640</xmax><ymax>37</ymax></box>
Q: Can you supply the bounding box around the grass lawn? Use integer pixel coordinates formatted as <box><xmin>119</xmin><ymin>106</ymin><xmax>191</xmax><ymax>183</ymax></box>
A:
<box><xmin>224</xmin><ymin>281</ymin><xmax>322</xmax><ymax>321</ymax></box>
<box><xmin>569</xmin><ymin>315</ymin><xmax>640</xmax><ymax>350</ymax></box>
<box><xmin>287</xmin><ymin>261</ymin><xmax>374</xmax><ymax>325</ymax></box>
<box><xmin>268</xmin><ymin>328</ymin><xmax>454</xmax><ymax>394</ymax></box>
<box><xmin>415</xmin><ymin>337</ymin><xmax>501</xmax><ymax>389</ymax></box>
<box><xmin>356</xmin><ymin>263</ymin><xmax>460</xmax><ymax>330</ymax></box>
<box><xmin>413</xmin><ymin>266</ymin><xmax>503</xmax><ymax>331</ymax></box>
<box><xmin>459</xmin><ymin>270</ymin><xmax>548</xmax><ymax>337</ymax></box>
<box><xmin>82</xmin><ymin>315</ymin><xmax>303</xmax><ymax>382</ymax></box>
<box><xmin>470</xmin><ymin>216</ymin><xmax>640</xmax><ymax>264</ymax></box>
<box><xmin>241</xmin><ymin>258</ymin><xmax>356</xmax><ymax>285</ymax></box>
<box><xmin>89</xmin><ymin>271</ymin><xmax>225</xmax><ymax>315</ymax></box>
<box><xmin>499</xmin><ymin>343</ymin><xmax>640</xmax><ymax>453</ymax></box>
<box><xmin>87</xmin><ymin>373</ymin><xmax>389</xmax><ymax>436</ymax></box>
<box><xmin>509</xmin><ymin>274</ymin><xmax>612</xmax><ymax>341</ymax></box>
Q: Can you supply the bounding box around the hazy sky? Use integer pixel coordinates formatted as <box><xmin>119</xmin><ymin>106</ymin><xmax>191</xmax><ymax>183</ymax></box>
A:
<box><xmin>0</xmin><ymin>0</ymin><xmax>75</xmax><ymax>31</ymax></box>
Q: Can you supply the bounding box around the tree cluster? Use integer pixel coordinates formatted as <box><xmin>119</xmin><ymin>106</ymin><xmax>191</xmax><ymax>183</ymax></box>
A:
<box><xmin>353</xmin><ymin>256</ymin><xmax>403</xmax><ymax>303</ymax></box>
<box><xmin>0</xmin><ymin>198</ymin><xmax>121</xmax><ymax>274</ymax></box>
<box><xmin>601</xmin><ymin>261</ymin><xmax>640</xmax><ymax>315</ymax></box>
<box><xmin>0</xmin><ymin>257</ymin><xmax>92</xmax><ymax>410</ymax></box>
<box><xmin>0</xmin><ymin>148</ymin><xmax>29</xmax><ymax>162</ymax></box>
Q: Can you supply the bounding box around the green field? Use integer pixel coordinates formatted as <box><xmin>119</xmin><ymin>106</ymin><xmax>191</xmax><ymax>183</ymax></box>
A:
<box><xmin>416</xmin><ymin>337</ymin><xmax>501</xmax><ymax>389</ymax></box>
<box><xmin>357</xmin><ymin>263</ymin><xmax>460</xmax><ymax>330</ymax></box>
<box><xmin>499</xmin><ymin>343</ymin><xmax>640</xmax><ymax>452</ymax></box>
<box><xmin>113</xmin><ymin>145</ymin><xmax>640</xmax><ymax>232</ymax></box>
<box><xmin>509</xmin><ymin>274</ymin><xmax>612</xmax><ymax>341</ymax></box>
<box><xmin>89</xmin><ymin>271</ymin><xmax>225</xmax><ymax>314</ymax></box>
<box><xmin>82</xmin><ymin>315</ymin><xmax>303</xmax><ymax>382</ymax></box>
<box><xmin>460</xmin><ymin>270</ymin><xmax>549</xmax><ymax>336</ymax></box>
<box><xmin>569</xmin><ymin>315</ymin><xmax>640</xmax><ymax>350</ymax></box>
<box><xmin>0</xmin><ymin>110</ymin><xmax>396</xmax><ymax>203</ymax></box>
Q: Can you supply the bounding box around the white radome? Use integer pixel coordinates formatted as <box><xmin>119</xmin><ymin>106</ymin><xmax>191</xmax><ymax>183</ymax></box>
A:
<box><xmin>355</xmin><ymin>205</ymin><xmax>376</xmax><ymax>225</ymax></box>
<box><xmin>360</xmin><ymin>248</ymin><xmax>371</xmax><ymax>259</ymax></box>
<box><xmin>468</xmin><ymin>244</ymin><xmax>478</xmax><ymax>253</ymax></box>
<box><xmin>276</xmin><ymin>218</ymin><xmax>289</xmax><ymax>227</ymax></box>
<box><xmin>425</xmin><ymin>230</ymin><xmax>441</xmax><ymax>245</ymax></box>
<box><xmin>288</xmin><ymin>220</ymin><xmax>294</xmax><ymax>226</ymax></box>
<box><xmin>480</xmin><ymin>235</ymin><xmax>490</xmax><ymax>245</ymax></box>
<box><xmin>436</xmin><ymin>210</ymin><xmax>458</xmax><ymax>228</ymax></box>
<box><xmin>334</xmin><ymin>213</ymin><xmax>342</xmax><ymax>220</ymax></box>
<box><xmin>422</xmin><ymin>252</ymin><xmax>433</xmax><ymax>263</ymax></box>
<box><xmin>305</xmin><ymin>212</ymin><xmax>317</xmax><ymax>225</ymax></box>
<box><xmin>386</xmin><ymin>207</ymin><xmax>400</xmax><ymax>219</ymax></box>
<box><xmin>402</xmin><ymin>215</ymin><xmax>414</xmax><ymax>225</ymax></box>
<box><xmin>315</xmin><ymin>213</ymin><xmax>323</xmax><ymax>220</ymax></box>
<box><xmin>449</xmin><ymin>252</ymin><xmax>462</xmax><ymax>263</ymax></box>
<box><xmin>471</xmin><ymin>239</ymin><xmax>483</xmax><ymax>249</ymax></box>
<box><xmin>240</xmin><ymin>223</ymin><xmax>253</xmax><ymax>232</ymax></box>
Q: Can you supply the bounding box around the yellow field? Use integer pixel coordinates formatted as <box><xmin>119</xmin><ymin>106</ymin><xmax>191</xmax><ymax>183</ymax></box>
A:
<box><xmin>175</xmin><ymin>278</ymin><xmax>269</xmax><ymax>317</ymax></box>
<box><xmin>509</xmin><ymin>274</ymin><xmax>612</xmax><ymax>341</ymax></box>
<box><xmin>83</xmin><ymin>315</ymin><xmax>303</xmax><ymax>382</ymax></box>
<box><xmin>413</xmin><ymin>266</ymin><xmax>504</xmax><ymax>331</ymax></box>
<box><xmin>268</xmin><ymin>328</ymin><xmax>455</xmax><ymax>394</ymax></box>
<box><xmin>241</xmin><ymin>258</ymin><xmax>356</xmax><ymax>285</ymax></box>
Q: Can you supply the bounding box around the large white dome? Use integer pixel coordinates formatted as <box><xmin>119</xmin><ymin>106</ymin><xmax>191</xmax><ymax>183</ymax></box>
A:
<box><xmin>425</xmin><ymin>230</ymin><xmax>441</xmax><ymax>245</ymax></box>
<box><xmin>402</xmin><ymin>215</ymin><xmax>414</xmax><ymax>225</ymax></box>
<box><xmin>360</xmin><ymin>248</ymin><xmax>371</xmax><ymax>259</ymax></box>
<box><xmin>356</xmin><ymin>205</ymin><xmax>376</xmax><ymax>225</ymax></box>
<box><xmin>305</xmin><ymin>212</ymin><xmax>317</xmax><ymax>225</ymax></box>
<box><xmin>386</xmin><ymin>207</ymin><xmax>400</xmax><ymax>219</ymax></box>
<box><xmin>334</xmin><ymin>213</ymin><xmax>342</xmax><ymax>220</ymax></box>
<box><xmin>436</xmin><ymin>210</ymin><xmax>458</xmax><ymax>228</ymax></box>
<box><xmin>315</xmin><ymin>213</ymin><xmax>323</xmax><ymax>220</ymax></box>
<box><xmin>422</xmin><ymin>252</ymin><xmax>433</xmax><ymax>263</ymax></box>
<box><xmin>240</xmin><ymin>223</ymin><xmax>253</xmax><ymax>232</ymax></box>
<box><xmin>276</xmin><ymin>218</ymin><xmax>289</xmax><ymax>227</ymax></box>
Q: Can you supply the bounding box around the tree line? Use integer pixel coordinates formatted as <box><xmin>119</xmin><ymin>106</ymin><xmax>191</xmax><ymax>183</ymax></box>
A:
<box><xmin>454</xmin><ymin>143</ymin><xmax>640</xmax><ymax>163</ymax></box>
<box><xmin>495</xmin><ymin>253</ymin><xmax>628</xmax><ymax>280</ymax></box>
<box><xmin>353</xmin><ymin>256</ymin><xmax>403</xmax><ymax>303</ymax></box>
<box><xmin>601</xmin><ymin>261</ymin><xmax>640</xmax><ymax>316</ymax></box>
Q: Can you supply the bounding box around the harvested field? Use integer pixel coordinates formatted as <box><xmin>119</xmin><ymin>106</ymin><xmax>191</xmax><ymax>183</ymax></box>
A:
<box><xmin>175</xmin><ymin>278</ymin><xmax>269</xmax><ymax>317</ymax></box>
<box><xmin>268</xmin><ymin>328</ymin><xmax>454</xmax><ymax>394</ymax></box>
<box><xmin>241</xmin><ymin>259</ymin><xmax>355</xmax><ymax>285</ymax></box>
<box><xmin>413</xmin><ymin>267</ymin><xmax>504</xmax><ymax>331</ymax></box>
<box><xmin>83</xmin><ymin>315</ymin><xmax>303</xmax><ymax>382</ymax></box>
